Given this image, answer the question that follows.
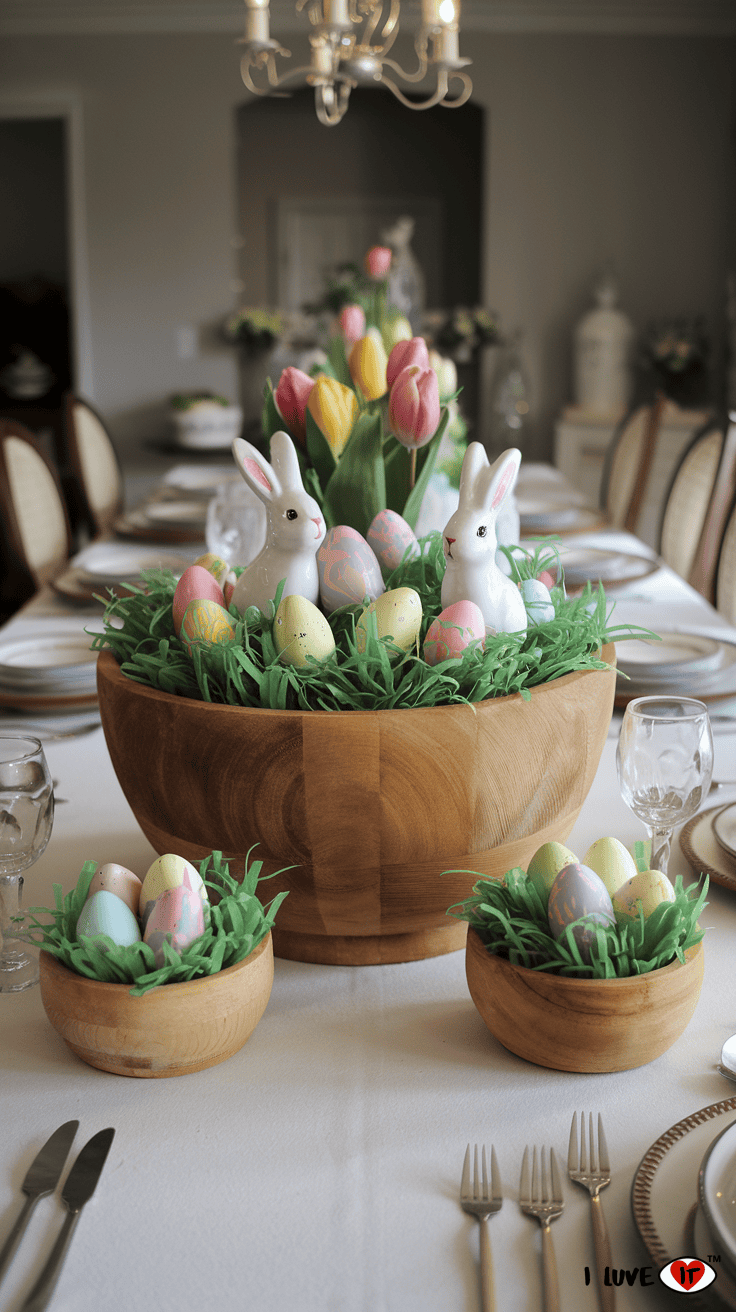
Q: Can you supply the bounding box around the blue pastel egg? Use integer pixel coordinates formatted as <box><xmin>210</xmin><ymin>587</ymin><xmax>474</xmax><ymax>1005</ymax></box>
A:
<box><xmin>76</xmin><ymin>889</ymin><xmax>142</xmax><ymax>948</ymax></box>
<box><xmin>520</xmin><ymin>578</ymin><xmax>554</xmax><ymax>625</ymax></box>
<box><xmin>547</xmin><ymin>862</ymin><xmax>615</xmax><ymax>962</ymax></box>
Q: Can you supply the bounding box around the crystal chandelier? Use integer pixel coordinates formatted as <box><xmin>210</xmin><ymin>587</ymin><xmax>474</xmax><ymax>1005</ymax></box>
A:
<box><xmin>239</xmin><ymin>1</ymin><xmax>472</xmax><ymax>127</ymax></box>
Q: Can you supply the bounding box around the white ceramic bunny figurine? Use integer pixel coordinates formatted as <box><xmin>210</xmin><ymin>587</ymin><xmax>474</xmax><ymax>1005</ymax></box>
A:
<box><xmin>230</xmin><ymin>430</ymin><xmax>326</xmax><ymax>615</ymax></box>
<box><xmin>440</xmin><ymin>443</ymin><xmax>528</xmax><ymax>635</ymax></box>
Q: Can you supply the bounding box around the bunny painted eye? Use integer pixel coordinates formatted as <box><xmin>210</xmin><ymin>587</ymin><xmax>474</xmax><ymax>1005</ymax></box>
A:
<box><xmin>286</xmin><ymin>509</ymin><xmax>298</xmax><ymax>521</ymax></box>
<box><xmin>476</xmin><ymin>525</ymin><xmax>487</xmax><ymax>538</ymax></box>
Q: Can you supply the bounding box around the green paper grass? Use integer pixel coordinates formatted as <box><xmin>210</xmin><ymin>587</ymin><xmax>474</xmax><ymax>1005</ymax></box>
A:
<box><xmin>449</xmin><ymin>867</ymin><xmax>708</xmax><ymax>979</ymax></box>
<box><xmin>89</xmin><ymin>537</ymin><xmax>647</xmax><ymax>713</ymax></box>
<box><xmin>20</xmin><ymin>849</ymin><xmax>288</xmax><ymax>995</ymax></box>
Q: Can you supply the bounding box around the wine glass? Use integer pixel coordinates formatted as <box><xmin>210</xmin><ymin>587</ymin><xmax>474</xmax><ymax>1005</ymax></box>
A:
<box><xmin>616</xmin><ymin>696</ymin><xmax>713</xmax><ymax>877</ymax></box>
<box><xmin>0</xmin><ymin>735</ymin><xmax>54</xmax><ymax>992</ymax></box>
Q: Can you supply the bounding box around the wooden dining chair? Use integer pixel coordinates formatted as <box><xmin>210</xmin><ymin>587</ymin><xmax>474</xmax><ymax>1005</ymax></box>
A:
<box><xmin>0</xmin><ymin>418</ymin><xmax>72</xmax><ymax>618</ymax></box>
<box><xmin>600</xmin><ymin>403</ymin><xmax>655</xmax><ymax>531</ymax></box>
<box><xmin>55</xmin><ymin>393</ymin><xmax>124</xmax><ymax>543</ymax></box>
<box><xmin>658</xmin><ymin>421</ymin><xmax>725</xmax><ymax>587</ymax></box>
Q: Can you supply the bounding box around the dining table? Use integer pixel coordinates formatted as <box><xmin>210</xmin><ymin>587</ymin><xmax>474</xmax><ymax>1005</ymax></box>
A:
<box><xmin>1</xmin><ymin>460</ymin><xmax>735</xmax><ymax>1312</ymax></box>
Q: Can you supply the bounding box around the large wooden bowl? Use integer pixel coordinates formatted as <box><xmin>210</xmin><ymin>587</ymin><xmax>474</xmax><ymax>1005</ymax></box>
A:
<box><xmin>465</xmin><ymin>927</ymin><xmax>704</xmax><ymax>1072</ymax></box>
<box><xmin>96</xmin><ymin>645</ymin><xmax>615</xmax><ymax>966</ymax></box>
<box><xmin>38</xmin><ymin>933</ymin><xmax>273</xmax><ymax>1078</ymax></box>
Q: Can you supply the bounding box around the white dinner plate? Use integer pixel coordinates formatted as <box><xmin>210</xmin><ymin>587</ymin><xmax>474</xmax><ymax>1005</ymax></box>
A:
<box><xmin>0</xmin><ymin>633</ymin><xmax>98</xmax><ymax>693</ymax></box>
<box><xmin>615</xmin><ymin>631</ymin><xmax>725</xmax><ymax>679</ymax></box>
<box><xmin>693</xmin><ymin>1206</ymin><xmax>736</xmax><ymax>1307</ymax></box>
<box><xmin>700</xmin><ymin>1119</ymin><xmax>736</xmax><ymax>1280</ymax></box>
<box><xmin>73</xmin><ymin>543</ymin><xmax>190</xmax><ymax>582</ymax></box>
<box><xmin>143</xmin><ymin>500</ymin><xmax>208</xmax><ymax>525</ymax></box>
<box><xmin>162</xmin><ymin>465</ymin><xmax>237</xmax><ymax>495</ymax></box>
<box><xmin>558</xmin><ymin>545</ymin><xmax>659</xmax><ymax>589</ymax></box>
<box><xmin>712</xmin><ymin>805</ymin><xmax>736</xmax><ymax>861</ymax></box>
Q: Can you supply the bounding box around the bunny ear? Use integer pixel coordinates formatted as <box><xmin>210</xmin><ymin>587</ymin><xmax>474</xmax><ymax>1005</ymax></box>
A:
<box><xmin>232</xmin><ymin>436</ymin><xmax>281</xmax><ymax>503</ymax></box>
<box><xmin>482</xmin><ymin>448</ymin><xmax>521</xmax><ymax>513</ymax></box>
<box><xmin>269</xmin><ymin>430</ymin><xmax>304</xmax><ymax>492</ymax></box>
<box><xmin>458</xmin><ymin>442</ymin><xmax>490</xmax><ymax>507</ymax></box>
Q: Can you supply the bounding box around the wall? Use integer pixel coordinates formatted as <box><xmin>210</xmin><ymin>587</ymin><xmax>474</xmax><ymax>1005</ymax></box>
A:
<box><xmin>0</xmin><ymin>30</ymin><xmax>734</xmax><ymax>458</ymax></box>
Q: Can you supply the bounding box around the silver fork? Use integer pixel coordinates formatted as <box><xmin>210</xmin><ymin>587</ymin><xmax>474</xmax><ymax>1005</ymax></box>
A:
<box><xmin>568</xmin><ymin>1112</ymin><xmax>614</xmax><ymax>1312</ymax></box>
<box><xmin>460</xmin><ymin>1144</ymin><xmax>503</xmax><ymax>1312</ymax></box>
<box><xmin>519</xmin><ymin>1146</ymin><xmax>564</xmax><ymax>1312</ymax></box>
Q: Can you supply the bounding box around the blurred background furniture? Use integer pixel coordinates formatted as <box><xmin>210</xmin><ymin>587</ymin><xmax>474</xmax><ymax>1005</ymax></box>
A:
<box><xmin>0</xmin><ymin>417</ymin><xmax>71</xmax><ymax>620</ymax></box>
<box><xmin>55</xmin><ymin>393</ymin><xmax>124</xmax><ymax>545</ymax></box>
<box><xmin>658</xmin><ymin>422</ymin><xmax>725</xmax><ymax>583</ymax></box>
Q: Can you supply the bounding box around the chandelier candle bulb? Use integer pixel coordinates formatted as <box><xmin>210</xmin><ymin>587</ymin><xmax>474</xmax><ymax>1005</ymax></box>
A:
<box><xmin>244</xmin><ymin>0</ymin><xmax>270</xmax><ymax>43</ymax></box>
<box><xmin>323</xmin><ymin>0</ymin><xmax>350</xmax><ymax>28</ymax></box>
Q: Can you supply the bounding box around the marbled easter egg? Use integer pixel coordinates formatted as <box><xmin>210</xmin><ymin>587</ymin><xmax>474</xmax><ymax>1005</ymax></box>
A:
<box><xmin>173</xmin><ymin>564</ymin><xmax>225</xmax><ymax>635</ymax></box>
<box><xmin>317</xmin><ymin>525</ymin><xmax>385</xmax><ymax>614</ymax></box>
<box><xmin>423</xmin><ymin>600</ymin><xmax>485</xmax><ymax>666</ymax></box>
<box><xmin>139</xmin><ymin>853</ymin><xmax>207</xmax><ymax>930</ymax></box>
<box><xmin>547</xmin><ymin>862</ymin><xmax>615</xmax><ymax>961</ymax></box>
<box><xmin>612</xmin><ymin>869</ymin><xmax>675</xmax><ymax>922</ymax></box>
<box><xmin>76</xmin><ymin>889</ymin><xmax>142</xmax><ymax>948</ymax></box>
<box><xmin>180</xmin><ymin>598</ymin><xmax>236</xmax><ymax>653</ymax></box>
<box><xmin>583</xmin><ymin>837</ymin><xmax>638</xmax><ymax>898</ymax></box>
<box><xmin>519</xmin><ymin>578</ymin><xmax>554</xmax><ymax>625</ymax></box>
<box><xmin>526</xmin><ymin>841</ymin><xmax>578</xmax><ymax>908</ymax></box>
<box><xmin>87</xmin><ymin>862</ymin><xmax>142</xmax><ymax>916</ymax></box>
<box><xmin>356</xmin><ymin>587</ymin><xmax>422</xmax><ymax>655</ymax></box>
<box><xmin>192</xmin><ymin>552</ymin><xmax>230</xmax><ymax>586</ymax></box>
<box><xmin>143</xmin><ymin>883</ymin><xmax>206</xmax><ymax>967</ymax></box>
<box><xmin>367</xmin><ymin>510</ymin><xmax>419</xmax><ymax>573</ymax></box>
<box><xmin>273</xmin><ymin>594</ymin><xmax>336</xmax><ymax>667</ymax></box>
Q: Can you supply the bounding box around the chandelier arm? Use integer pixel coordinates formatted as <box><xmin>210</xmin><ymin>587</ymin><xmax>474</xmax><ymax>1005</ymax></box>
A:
<box><xmin>314</xmin><ymin>80</ymin><xmax>352</xmax><ymax>126</ymax></box>
<box><xmin>439</xmin><ymin>69</ymin><xmax>473</xmax><ymax>108</ymax></box>
<box><xmin>360</xmin><ymin>0</ymin><xmax>400</xmax><ymax>54</ymax></box>
<box><xmin>377</xmin><ymin>66</ymin><xmax>449</xmax><ymax>110</ymax></box>
<box><xmin>241</xmin><ymin>54</ymin><xmax>323</xmax><ymax>94</ymax></box>
<box><xmin>380</xmin><ymin>55</ymin><xmax>429</xmax><ymax>84</ymax></box>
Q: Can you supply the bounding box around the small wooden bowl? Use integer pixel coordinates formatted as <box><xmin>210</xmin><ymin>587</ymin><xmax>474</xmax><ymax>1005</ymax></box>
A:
<box><xmin>465</xmin><ymin>927</ymin><xmax>704</xmax><ymax>1073</ymax></box>
<box><xmin>38</xmin><ymin>933</ymin><xmax>273</xmax><ymax>1078</ymax></box>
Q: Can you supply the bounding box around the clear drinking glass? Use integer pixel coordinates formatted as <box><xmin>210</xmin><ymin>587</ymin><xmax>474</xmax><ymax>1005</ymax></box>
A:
<box><xmin>0</xmin><ymin>736</ymin><xmax>54</xmax><ymax>991</ymax></box>
<box><xmin>616</xmin><ymin>696</ymin><xmax>713</xmax><ymax>877</ymax></box>
<box><xmin>205</xmin><ymin>476</ymin><xmax>267</xmax><ymax>568</ymax></box>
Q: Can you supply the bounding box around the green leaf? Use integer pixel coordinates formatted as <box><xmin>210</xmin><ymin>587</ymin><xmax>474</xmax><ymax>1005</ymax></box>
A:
<box><xmin>261</xmin><ymin>378</ymin><xmax>282</xmax><ymax>443</ymax></box>
<box><xmin>322</xmin><ymin>409</ymin><xmax>385</xmax><ymax>537</ymax></box>
<box><xmin>401</xmin><ymin>408</ymin><xmax>450</xmax><ymax>530</ymax></box>
<box><xmin>327</xmin><ymin>335</ymin><xmax>353</xmax><ymax>388</ymax></box>
<box><xmin>305</xmin><ymin>408</ymin><xmax>338</xmax><ymax>493</ymax></box>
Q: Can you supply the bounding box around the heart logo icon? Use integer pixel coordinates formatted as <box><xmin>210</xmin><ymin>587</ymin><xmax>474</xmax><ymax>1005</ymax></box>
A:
<box><xmin>659</xmin><ymin>1257</ymin><xmax>717</xmax><ymax>1293</ymax></box>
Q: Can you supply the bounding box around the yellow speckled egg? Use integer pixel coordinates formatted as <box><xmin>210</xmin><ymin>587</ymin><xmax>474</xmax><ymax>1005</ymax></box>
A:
<box><xmin>583</xmin><ymin>837</ymin><xmax>638</xmax><ymax>898</ymax></box>
<box><xmin>273</xmin><ymin>594</ymin><xmax>335</xmax><ymax>667</ymax></box>
<box><xmin>87</xmin><ymin>862</ymin><xmax>142</xmax><ymax>916</ymax></box>
<box><xmin>180</xmin><ymin>597</ymin><xmax>236</xmax><ymax>653</ymax></box>
<box><xmin>612</xmin><ymin>869</ymin><xmax>675</xmax><ymax>922</ymax></box>
<box><xmin>76</xmin><ymin>890</ymin><xmax>142</xmax><ymax>947</ymax></box>
<box><xmin>356</xmin><ymin>587</ymin><xmax>422</xmax><ymax>655</ymax></box>
<box><xmin>192</xmin><ymin>552</ymin><xmax>230</xmax><ymax>586</ymax></box>
<box><xmin>526</xmin><ymin>841</ymin><xmax>578</xmax><ymax>908</ymax></box>
<box><xmin>139</xmin><ymin>854</ymin><xmax>207</xmax><ymax>930</ymax></box>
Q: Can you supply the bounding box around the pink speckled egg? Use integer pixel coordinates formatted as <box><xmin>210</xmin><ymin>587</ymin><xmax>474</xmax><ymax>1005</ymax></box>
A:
<box><xmin>143</xmin><ymin>883</ymin><xmax>206</xmax><ymax>967</ymax></box>
<box><xmin>87</xmin><ymin>862</ymin><xmax>142</xmax><ymax>916</ymax></box>
<box><xmin>367</xmin><ymin>510</ymin><xmax>419</xmax><ymax>572</ymax></box>
<box><xmin>317</xmin><ymin>525</ymin><xmax>385</xmax><ymax>614</ymax></box>
<box><xmin>180</xmin><ymin>598</ymin><xmax>236</xmax><ymax>653</ymax></box>
<box><xmin>547</xmin><ymin>862</ymin><xmax>615</xmax><ymax>962</ymax></box>
<box><xmin>423</xmin><ymin>600</ymin><xmax>485</xmax><ymax>666</ymax></box>
<box><xmin>173</xmin><ymin>565</ymin><xmax>225</xmax><ymax>636</ymax></box>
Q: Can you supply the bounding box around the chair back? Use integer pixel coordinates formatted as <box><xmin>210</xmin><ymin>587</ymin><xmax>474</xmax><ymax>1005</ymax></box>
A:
<box><xmin>601</xmin><ymin>405</ymin><xmax>651</xmax><ymax>528</ymax></box>
<box><xmin>659</xmin><ymin>425</ymin><xmax>723</xmax><ymax>581</ymax></box>
<box><xmin>58</xmin><ymin>394</ymin><xmax>123</xmax><ymax>540</ymax></box>
<box><xmin>0</xmin><ymin>419</ymin><xmax>71</xmax><ymax>609</ymax></box>
<box><xmin>716</xmin><ymin>488</ymin><xmax>736</xmax><ymax>624</ymax></box>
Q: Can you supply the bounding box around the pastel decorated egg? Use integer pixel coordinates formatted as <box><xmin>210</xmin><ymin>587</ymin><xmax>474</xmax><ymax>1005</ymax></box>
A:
<box><xmin>143</xmin><ymin>883</ymin><xmax>206</xmax><ymax>967</ymax></box>
<box><xmin>612</xmin><ymin>869</ymin><xmax>675</xmax><ymax>922</ymax></box>
<box><xmin>139</xmin><ymin>853</ymin><xmax>207</xmax><ymax>930</ymax></box>
<box><xmin>87</xmin><ymin>862</ymin><xmax>142</xmax><ymax>916</ymax></box>
<box><xmin>526</xmin><ymin>841</ymin><xmax>578</xmax><ymax>908</ymax></box>
<box><xmin>192</xmin><ymin>552</ymin><xmax>230</xmax><ymax>586</ymax></box>
<box><xmin>423</xmin><ymin>600</ymin><xmax>485</xmax><ymax>666</ymax></box>
<box><xmin>367</xmin><ymin>510</ymin><xmax>419</xmax><ymax>573</ymax></box>
<box><xmin>273</xmin><ymin>594</ymin><xmax>336</xmax><ymax>667</ymax></box>
<box><xmin>519</xmin><ymin>578</ymin><xmax>554</xmax><ymax>625</ymax></box>
<box><xmin>547</xmin><ymin>862</ymin><xmax>615</xmax><ymax>961</ymax></box>
<box><xmin>180</xmin><ymin>598</ymin><xmax>236</xmax><ymax>653</ymax></box>
<box><xmin>317</xmin><ymin>525</ymin><xmax>385</xmax><ymax>614</ymax></box>
<box><xmin>76</xmin><ymin>889</ymin><xmax>142</xmax><ymax>948</ymax></box>
<box><xmin>356</xmin><ymin>587</ymin><xmax>422</xmax><ymax>655</ymax></box>
<box><xmin>173</xmin><ymin>565</ymin><xmax>225</xmax><ymax>635</ymax></box>
<box><xmin>583</xmin><ymin>837</ymin><xmax>638</xmax><ymax>898</ymax></box>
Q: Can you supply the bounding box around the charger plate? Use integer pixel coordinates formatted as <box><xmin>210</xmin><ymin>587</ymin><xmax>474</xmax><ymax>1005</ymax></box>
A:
<box><xmin>632</xmin><ymin>1098</ymin><xmax>736</xmax><ymax>1310</ymax></box>
<box><xmin>700</xmin><ymin>1120</ymin><xmax>736</xmax><ymax>1278</ymax></box>
<box><xmin>680</xmin><ymin>806</ymin><xmax>736</xmax><ymax>893</ymax></box>
<box><xmin>559</xmin><ymin>545</ymin><xmax>659</xmax><ymax>591</ymax></box>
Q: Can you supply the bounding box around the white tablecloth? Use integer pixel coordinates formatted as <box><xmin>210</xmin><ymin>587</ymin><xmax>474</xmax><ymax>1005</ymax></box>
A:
<box><xmin>1</xmin><ymin>475</ymin><xmax>736</xmax><ymax>1312</ymax></box>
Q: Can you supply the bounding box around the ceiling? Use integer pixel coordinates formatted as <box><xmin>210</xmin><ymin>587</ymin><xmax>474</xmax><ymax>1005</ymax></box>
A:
<box><xmin>1</xmin><ymin>0</ymin><xmax>735</xmax><ymax>36</ymax></box>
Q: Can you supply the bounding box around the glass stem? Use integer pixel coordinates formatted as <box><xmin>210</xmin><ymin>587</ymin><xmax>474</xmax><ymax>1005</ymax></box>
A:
<box><xmin>649</xmin><ymin>827</ymin><xmax>672</xmax><ymax>876</ymax></box>
<box><xmin>0</xmin><ymin>874</ymin><xmax>22</xmax><ymax>956</ymax></box>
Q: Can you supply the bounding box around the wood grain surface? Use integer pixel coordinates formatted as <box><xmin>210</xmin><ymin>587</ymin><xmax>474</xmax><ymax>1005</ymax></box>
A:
<box><xmin>97</xmin><ymin>645</ymin><xmax>615</xmax><ymax>964</ymax></box>
<box><xmin>465</xmin><ymin>927</ymin><xmax>704</xmax><ymax>1073</ymax></box>
<box><xmin>38</xmin><ymin>934</ymin><xmax>273</xmax><ymax>1077</ymax></box>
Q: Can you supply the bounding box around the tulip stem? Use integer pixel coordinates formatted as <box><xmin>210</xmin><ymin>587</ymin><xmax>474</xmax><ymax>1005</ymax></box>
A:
<box><xmin>409</xmin><ymin>447</ymin><xmax>417</xmax><ymax>489</ymax></box>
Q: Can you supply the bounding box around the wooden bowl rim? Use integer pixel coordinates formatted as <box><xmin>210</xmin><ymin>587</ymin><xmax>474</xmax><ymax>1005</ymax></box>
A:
<box><xmin>466</xmin><ymin>925</ymin><xmax>703</xmax><ymax>989</ymax></box>
<box><xmin>96</xmin><ymin>643</ymin><xmax>616</xmax><ymax>719</ymax></box>
<box><xmin>39</xmin><ymin>930</ymin><xmax>271</xmax><ymax>996</ymax></box>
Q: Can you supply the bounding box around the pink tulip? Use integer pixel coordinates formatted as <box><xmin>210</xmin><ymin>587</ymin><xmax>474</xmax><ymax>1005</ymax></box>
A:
<box><xmin>274</xmin><ymin>366</ymin><xmax>315</xmax><ymax>445</ymax></box>
<box><xmin>338</xmin><ymin>304</ymin><xmax>366</xmax><ymax>343</ymax></box>
<box><xmin>388</xmin><ymin>365</ymin><xmax>441</xmax><ymax>450</ymax></box>
<box><xmin>364</xmin><ymin>245</ymin><xmax>392</xmax><ymax>279</ymax></box>
<box><xmin>386</xmin><ymin>336</ymin><xmax>430</xmax><ymax>389</ymax></box>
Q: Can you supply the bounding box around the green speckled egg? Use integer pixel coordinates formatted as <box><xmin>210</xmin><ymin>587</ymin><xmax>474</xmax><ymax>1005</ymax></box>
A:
<box><xmin>583</xmin><ymin>837</ymin><xmax>638</xmax><ymax>898</ymax></box>
<box><xmin>526</xmin><ymin>841</ymin><xmax>578</xmax><ymax>908</ymax></box>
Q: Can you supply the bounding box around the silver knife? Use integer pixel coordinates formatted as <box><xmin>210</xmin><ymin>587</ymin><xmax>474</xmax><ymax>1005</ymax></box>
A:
<box><xmin>20</xmin><ymin>1127</ymin><xmax>115</xmax><ymax>1312</ymax></box>
<box><xmin>0</xmin><ymin>1121</ymin><xmax>79</xmax><ymax>1289</ymax></box>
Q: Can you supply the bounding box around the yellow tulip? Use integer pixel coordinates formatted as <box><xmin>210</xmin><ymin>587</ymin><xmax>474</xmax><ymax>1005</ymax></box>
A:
<box><xmin>348</xmin><ymin>328</ymin><xmax>388</xmax><ymax>401</ymax></box>
<box><xmin>307</xmin><ymin>375</ymin><xmax>359</xmax><ymax>459</ymax></box>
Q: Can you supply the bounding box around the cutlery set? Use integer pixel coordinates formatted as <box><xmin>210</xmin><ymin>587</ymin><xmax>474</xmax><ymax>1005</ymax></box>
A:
<box><xmin>460</xmin><ymin>1113</ymin><xmax>612</xmax><ymax>1312</ymax></box>
<box><xmin>0</xmin><ymin>1121</ymin><xmax>114</xmax><ymax>1311</ymax></box>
